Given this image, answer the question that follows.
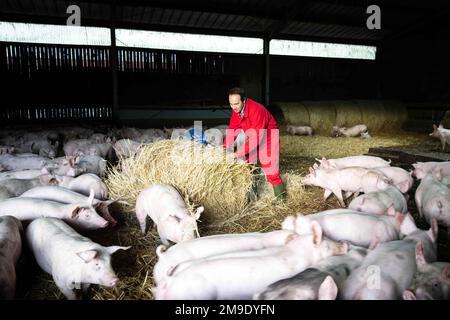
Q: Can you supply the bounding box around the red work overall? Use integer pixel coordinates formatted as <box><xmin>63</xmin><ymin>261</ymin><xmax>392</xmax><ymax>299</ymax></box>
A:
<box><xmin>224</xmin><ymin>98</ymin><xmax>282</xmax><ymax>187</ymax></box>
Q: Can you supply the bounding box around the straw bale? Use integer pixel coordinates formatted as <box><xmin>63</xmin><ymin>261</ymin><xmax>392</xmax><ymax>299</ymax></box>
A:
<box><xmin>333</xmin><ymin>100</ymin><xmax>363</xmax><ymax>127</ymax></box>
<box><xmin>304</xmin><ymin>101</ymin><xmax>336</xmax><ymax>135</ymax></box>
<box><xmin>106</xmin><ymin>140</ymin><xmax>255</xmax><ymax>226</ymax></box>
<box><xmin>276</xmin><ymin>102</ymin><xmax>310</xmax><ymax>127</ymax></box>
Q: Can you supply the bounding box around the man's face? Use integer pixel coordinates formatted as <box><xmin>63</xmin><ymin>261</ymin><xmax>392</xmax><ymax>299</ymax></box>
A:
<box><xmin>229</xmin><ymin>94</ymin><xmax>244</xmax><ymax>114</ymax></box>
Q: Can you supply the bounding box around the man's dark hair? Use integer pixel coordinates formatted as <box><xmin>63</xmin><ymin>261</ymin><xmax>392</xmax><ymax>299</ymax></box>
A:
<box><xmin>228</xmin><ymin>87</ymin><xmax>246</xmax><ymax>102</ymax></box>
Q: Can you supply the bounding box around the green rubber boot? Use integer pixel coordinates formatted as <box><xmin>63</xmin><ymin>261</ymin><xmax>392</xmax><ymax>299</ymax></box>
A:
<box><xmin>273</xmin><ymin>183</ymin><xmax>287</xmax><ymax>202</ymax></box>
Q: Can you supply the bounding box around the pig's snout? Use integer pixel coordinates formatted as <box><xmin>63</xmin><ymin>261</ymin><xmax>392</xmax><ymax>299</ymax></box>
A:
<box><xmin>108</xmin><ymin>278</ymin><xmax>119</xmax><ymax>287</ymax></box>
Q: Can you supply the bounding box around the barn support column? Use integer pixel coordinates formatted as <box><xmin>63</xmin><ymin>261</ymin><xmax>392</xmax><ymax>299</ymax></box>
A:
<box><xmin>263</xmin><ymin>37</ymin><xmax>270</xmax><ymax>106</ymax></box>
<box><xmin>110</xmin><ymin>1</ymin><xmax>119</xmax><ymax>124</ymax></box>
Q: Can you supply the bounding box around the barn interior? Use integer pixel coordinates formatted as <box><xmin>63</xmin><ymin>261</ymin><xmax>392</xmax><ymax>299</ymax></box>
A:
<box><xmin>1</xmin><ymin>0</ymin><xmax>450</xmax><ymax>300</ymax></box>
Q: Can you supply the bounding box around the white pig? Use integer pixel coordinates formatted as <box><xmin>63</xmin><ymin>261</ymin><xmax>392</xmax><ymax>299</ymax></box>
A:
<box><xmin>315</xmin><ymin>156</ymin><xmax>391</xmax><ymax>170</ymax></box>
<box><xmin>303</xmin><ymin>166</ymin><xmax>392</xmax><ymax>206</ymax></box>
<box><xmin>415</xmin><ymin>174</ymin><xmax>450</xmax><ymax>229</ymax></box>
<box><xmin>20</xmin><ymin>186</ymin><xmax>117</xmax><ymax>226</ymax></box>
<box><xmin>0</xmin><ymin>191</ymin><xmax>109</xmax><ymax>230</ymax></box>
<box><xmin>403</xmin><ymin>242</ymin><xmax>450</xmax><ymax>300</ymax></box>
<box><xmin>153</xmin><ymin>230</ymin><xmax>296</xmax><ymax>285</ymax></box>
<box><xmin>281</xmin><ymin>208</ymin><xmax>409</xmax><ymax>248</ymax></box>
<box><xmin>253</xmin><ymin>246</ymin><xmax>367</xmax><ymax>300</ymax></box>
<box><xmin>341</xmin><ymin>222</ymin><xmax>437</xmax><ymax>300</ymax></box>
<box><xmin>0</xmin><ymin>154</ymin><xmax>51</xmax><ymax>171</ymax></box>
<box><xmin>412</xmin><ymin>161</ymin><xmax>447</xmax><ymax>179</ymax></box>
<box><xmin>26</xmin><ymin>217</ymin><xmax>129</xmax><ymax>300</ymax></box>
<box><xmin>153</xmin><ymin>222</ymin><xmax>348</xmax><ymax>300</ymax></box>
<box><xmin>373</xmin><ymin>166</ymin><xmax>413</xmax><ymax>193</ymax></box>
<box><xmin>286</xmin><ymin>125</ymin><xmax>313</xmax><ymax>136</ymax></box>
<box><xmin>0</xmin><ymin>169</ymin><xmax>47</xmax><ymax>181</ymax></box>
<box><xmin>348</xmin><ymin>186</ymin><xmax>408</xmax><ymax>215</ymax></box>
<box><xmin>0</xmin><ymin>216</ymin><xmax>23</xmax><ymax>300</ymax></box>
<box><xmin>113</xmin><ymin>139</ymin><xmax>142</xmax><ymax>158</ymax></box>
<box><xmin>55</xmin><ymin>173</ymin><xmax>109</xmax><ymax>200</ymax></box>
<box><xmin>135</xmin><ymin>184</ymin><xmax>203</xmax><ymax>245</ymax></box>
<box><xmin>429</xmin><ymin>124</ymin><xmax>450</xmax><ymax>151</ymax></box>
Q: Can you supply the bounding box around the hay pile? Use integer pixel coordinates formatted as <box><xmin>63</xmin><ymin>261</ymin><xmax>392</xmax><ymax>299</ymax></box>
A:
<box><xmin>105</xmin><ymin>140</ymin><xmax>256</xmax><ymax>226</ymax></box>
<box><xmin>276</xmin><ymin>100</ymin><xmax>408</xmax><ymax>133</ymax></box>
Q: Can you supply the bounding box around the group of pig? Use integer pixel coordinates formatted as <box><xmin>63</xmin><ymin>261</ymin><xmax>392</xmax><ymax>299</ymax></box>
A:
<box><xmin>0</xmin><ymin>125</ymin><xmax>174</xmax><ymax>300</ymax></box>
<box><xmin>285</xmin><ymin>124</ymin><xmax>371</xmax><ymax>138</ymax></box>
<box><xmin>147</xmin><ymin>155</ymin><xmax>449</xmax><ymax>300</ymax></box>
<box><xmin>0</xmin><ymin>124</ymin><xmax>223</xmax><ymax>300</ymax></box>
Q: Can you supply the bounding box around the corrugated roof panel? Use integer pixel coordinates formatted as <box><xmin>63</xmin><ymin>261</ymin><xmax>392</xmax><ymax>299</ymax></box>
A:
<box><xmin>186</xmin><ymin>11</ymin><xmax>202</xmax><ymax>27</ymax></box>
<box><xmin>161</xmin><ymin>8</ymin><xmax>172</xmax><ymax>25</ymax></box>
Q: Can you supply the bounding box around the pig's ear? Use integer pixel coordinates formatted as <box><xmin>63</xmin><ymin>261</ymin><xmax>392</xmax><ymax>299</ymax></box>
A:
<box><xmin>427</xmin><ymin>218</ymin><xmax>439</xmax><ymax>241</ymax></box>
<box><xmin>442</xmin><ymin>266</ymin><xmax>450</xmax><ymax>280</ymax></box>
<box><xmin>194</xmin><ymin>206</ymin><xmax>204</xmax><ymax>220</ymax></box>
<box><xmin>281</xmin><ymin>215</ymin><xmax>296</xmax><ymax>231</ymax></box>
<box><xmin>368</xmin><ymin>237</ymin><xmax>380</xmax><ymax>250</ymax></box>
<box><xmin>156</xmin><ymin>245</ymin><xmax>167</xmax><ymax>257</ymax></box>
<box><xmin>318</xmin><ymin>276</ymin><xmax>338</xmax><ymax>300</ymax></box>
<box><xmin>71</xmin><ymin>206</ymin><xmax>83</xmax><ymax>218</ymax></box>
<box><xmin>310</xmin><ymin>221</ymin><xmax>322</xmax><ymax>246</ymax></box>
<box><xmin>399</xmin><ymin>213</ymin><xmax>417</xmax><ymax>236</ymax></box>
<box><xmin>433</xmin><ymin>124</ymin><xmax>437</xmax><ymax>130</ymax></box>
<box><xmin>284</xmin><ymin>233</ymin><xmax>298</xmax><ymax>244</ymax></box>
<box><xmin>386</xmin><ymin>205</ymin><xmax>396</xmax><ymax>216</ymax></box>
<box><xmin>402</xmin><ymin>290</ymin><xmax>417</xmax><ymax>300</ymax></box>
<box><xmin>88</xmin><ymin>189</ymin><xmax>95</xmax><ymax>205</ymax></box>
<box><xmin>433</xmin><ymin>168</ymin><xmax>442</xmax><ymax>181</ymax></box>
<box><xmin>76</xmin><ymin>250</ymin><xmax>98</xmax><ymax>263</ymax></box>
<box><xmin>40</xmin><ymin>167</ymin><xmax>50</xmax><ymax>175</ymax></box>
<box><xmin>415</xmin><ymin>241</ymin><xmax>427</xmax><ymax>268</ymax></box>
<box><xmin>107</xmin><ymin>246</ymin><xmax>131</xmax><ymax>254</ymax></box>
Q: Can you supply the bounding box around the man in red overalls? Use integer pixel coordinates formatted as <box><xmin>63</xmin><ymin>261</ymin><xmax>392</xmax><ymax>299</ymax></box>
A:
<box><xmin>224</xmin><ymin>87</ymin><xmax>286</xmax><ymax>201</ymax></box>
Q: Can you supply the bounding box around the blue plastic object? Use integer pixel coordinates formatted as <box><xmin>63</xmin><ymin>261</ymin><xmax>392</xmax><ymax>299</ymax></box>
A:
<box><xmin>184</xmin><ymin>128</ymin><xmax>209</xmax><ymax>145</ymax></box>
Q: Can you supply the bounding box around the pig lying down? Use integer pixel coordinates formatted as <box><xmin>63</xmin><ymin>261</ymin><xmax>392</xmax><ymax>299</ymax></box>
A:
<box><xmin>403</xmin><ymin>242</ymin><xmax>450</xmax><ymax>300</ymax></box>
<box><xmin>0</xmin><ymin>192</ymin><xmax>109</xmax><ymax>230</ymax></box>
<box><xmin>412</xmin><ymin>161</ymin><xmax>450</xmax><ymax>180</ymax></box>
<box><xmin>20</xmin><ymin>186</ymin><xmax>117</xmax><ymax>226</ymax></box>
<box><xmin>153</xmin><ymin>222</ymin><xmax>347</xmax><ymax>300</ymax></box>
<box><xmin>340</xmin><ymin>220</ymin><xmax>437</xmax><ymax>300</ymax></box>
<box><xmin>286</xmin><ymin>125</ymin><xmax>313</xmax><ymax>136</ymax></box>
<box><xmin>331</xmin><ymin>124</ymin><xmax>368</xmax><ymax>138</ymax></box>
<box><xmin>0</xmin><ymin>216</ymin><xmax>23</xmax><ymax>300</ymax></box>
<box><xmin>153</xmin><ymin>230</ymin><xmax>295</xmax><ymax>285</ymax></box>
<box><xmin>254</xmin><ymin>246</ymin><xmax>368</xmax><ymax>300</ymax></box>
<box><xmin>26</xmin><ymin>217</ymin><xmax>129</xmax><ymax>300</ymax></box>
<box><xmin>135</xmin><ymin>184</ymin><xmax>203</xmax><ymax>246</ymax></box>
<box><xmin>54</xmin><ymin>173</ymin><xmax>109</xmax><ymax>200</ymax></box>
<box><xmin>281</xmin><ymin>208</ymin><xmax>407</xmax><ymax>248</ymax></box>
<box><xmin>348</xmin><ymin>186</ymin><xmax>408</xmax><ymax>215</ymax></box>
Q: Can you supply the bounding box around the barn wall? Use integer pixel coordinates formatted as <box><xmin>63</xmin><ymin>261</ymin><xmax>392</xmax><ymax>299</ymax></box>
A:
<box><xmin>380</xmin><ymin>18</ymin><xmax>450</xmax><ymax>131</ymax></box>
<box><xmin>0</xmin><ymin>41</ymin><xmax>263</xmax><ymax>126</ymax></box>
<box><xmin>270</xmin><ymin>55</ymin><xmax>378</xmax><ymax>101</ymax></box>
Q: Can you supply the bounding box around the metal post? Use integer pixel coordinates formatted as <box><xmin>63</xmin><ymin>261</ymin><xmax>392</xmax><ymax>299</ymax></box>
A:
<box><xmin>263</xmin><ymin>37</ymin><xmax>270</xmax><ymax>106</ymax></box>
<box><xmin>110</xmin><ymin>1</ymin><xmax>119</xmax><ymax>124</ymax></box>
